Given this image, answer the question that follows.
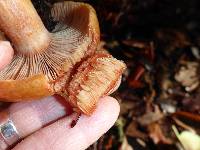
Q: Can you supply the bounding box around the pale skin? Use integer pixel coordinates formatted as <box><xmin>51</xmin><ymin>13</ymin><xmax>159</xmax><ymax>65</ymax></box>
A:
<box><xmin>0</xmin><ymin>41</ymin><xmax>120</xmax><ymax>150</ymax></box>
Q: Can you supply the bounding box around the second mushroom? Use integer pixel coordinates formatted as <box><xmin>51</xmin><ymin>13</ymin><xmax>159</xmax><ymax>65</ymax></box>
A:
<box><xmin>0</xmin><ymin>0</ymin><xmax>126</xmax><ymax>115</ymax></box>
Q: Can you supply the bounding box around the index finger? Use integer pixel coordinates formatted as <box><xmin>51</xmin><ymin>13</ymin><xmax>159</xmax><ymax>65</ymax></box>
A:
<box><xmin>0</xmin><ymin>41</ymin><xmax>14</xmax><ymax>70</ymax></box>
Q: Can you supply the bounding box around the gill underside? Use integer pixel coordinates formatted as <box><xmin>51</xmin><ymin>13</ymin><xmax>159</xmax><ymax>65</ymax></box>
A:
<box><xmin>0</xmin><ymin>29</ymin><xmax>90</xmax><ymax>81</ymax></box>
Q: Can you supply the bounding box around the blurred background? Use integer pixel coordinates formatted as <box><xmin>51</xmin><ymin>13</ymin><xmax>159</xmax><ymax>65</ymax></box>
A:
<box><xmin>31</xmin><ymin>0</ymin><xmax>200</xmax><ymax>149</ymax></box>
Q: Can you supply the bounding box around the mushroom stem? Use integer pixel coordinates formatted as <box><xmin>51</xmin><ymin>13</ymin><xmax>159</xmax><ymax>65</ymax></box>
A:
<box><xmin>0</xmin><ymin>0</ymin><xmax>50</xmax><ymax>55</ymax></box>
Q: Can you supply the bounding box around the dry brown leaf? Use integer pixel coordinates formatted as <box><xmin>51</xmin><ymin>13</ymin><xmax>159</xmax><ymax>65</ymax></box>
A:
<box><xmin>148</xmin><ymin>123</ymin><xmax>172</xmax><ymax>144</ymax></box>
<box><xmin>120</xmin><ymin>101</ymin><xmax>135</xmax><ymax>115</ymax></box>
<box><xmin>126</xmin><ymin>121</ymin><xmax>147</xmax><ymax>139</ymax></box>
<box><xmin>138</xmin><ymin>106</ymin><xmax>164</xmax><ymax>126</ymax></box>
<box><xmin>175</xmin><ymin>61</ymin><xmax>199</xmax><ymax>92</ymax></box>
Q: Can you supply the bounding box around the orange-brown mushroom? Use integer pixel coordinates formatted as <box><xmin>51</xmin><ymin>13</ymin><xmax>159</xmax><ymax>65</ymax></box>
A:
<box><xmin>0</xmin><ymin>0</ymin><xmax>126</xmax><ymax>115</ymax></box>
<box><xmin>0</xmin><ymin>31</ymin><xmax>5</xmax><ymax>41</ymax></box>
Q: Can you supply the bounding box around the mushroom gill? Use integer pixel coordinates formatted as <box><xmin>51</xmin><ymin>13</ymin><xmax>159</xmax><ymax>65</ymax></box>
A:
<box><xmin>67</xmin><ymin>53</ymin><xmax>126</xmax><ymax>115</ymax></box>
<box><xmin>0</xmin><ymin>1</ymin><xmax>99</xmax><ymax>81</ymax></box>
<box><xmin>0</xmin><ymin>0</ymin><xmax>126</xmax><ymax>115</ymax></box>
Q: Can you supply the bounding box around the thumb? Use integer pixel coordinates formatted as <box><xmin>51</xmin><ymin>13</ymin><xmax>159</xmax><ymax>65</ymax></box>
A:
<box><xmin>0</xmin><ymin>41</ymin><xmax>14</xmax><ymax>70</ymax></box>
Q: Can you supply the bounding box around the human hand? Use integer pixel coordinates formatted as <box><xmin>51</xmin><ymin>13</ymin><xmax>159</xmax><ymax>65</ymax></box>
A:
<box><xmin>0</xmin><ymin>41</ymin><xmax>13</xmax><ymax>70</ymax></box>
<box><xmin>0</xmin><ymin>42</ymin><xmax>120</xmax><ymax>150</ymax></box>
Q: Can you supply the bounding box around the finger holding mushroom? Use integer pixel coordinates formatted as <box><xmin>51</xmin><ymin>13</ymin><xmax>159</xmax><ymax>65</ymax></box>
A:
<box><xmin>0</xmin><ymin>0</ymin><xmax>126</xmax><ymax>115</ymax></box>
<box><xmin>0</xmin><ymin>30</ymin><xmax>14</xmax><ymax>70</ymax></box>
<box><xmin>0</xmin><ymin>41</ymin><xmax>14</xmax><ymax>70</ymax></box>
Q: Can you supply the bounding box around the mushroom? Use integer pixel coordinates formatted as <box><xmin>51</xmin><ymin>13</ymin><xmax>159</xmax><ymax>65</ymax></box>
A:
<box><xmin>0</xmin><ymin>0</ymin><xmax>126</xmax><ymax>115</ymax></box>
<box><xmin>0</xmin><ymin>31</ymin><xmax>5</xmax><ymax>41</ymax></box>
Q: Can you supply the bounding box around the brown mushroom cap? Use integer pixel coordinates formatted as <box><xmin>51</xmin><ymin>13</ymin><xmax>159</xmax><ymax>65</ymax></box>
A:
<box><xmin>0</xmin><ymin>1</ymin><xmax>100</xmax><ymax>100</ymax></box>
<box><xmin>0</xmin><ymin>75</ymin><xmax>54</xmax><ymax>101</ymax></box>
